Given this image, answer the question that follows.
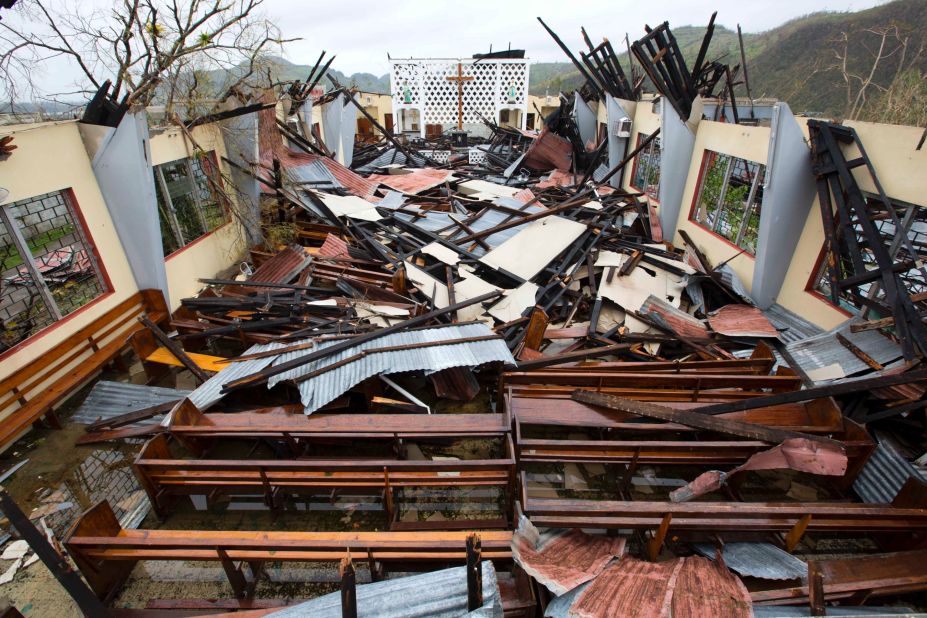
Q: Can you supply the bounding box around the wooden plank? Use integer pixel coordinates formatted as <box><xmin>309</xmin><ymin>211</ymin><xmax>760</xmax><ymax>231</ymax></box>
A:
<box><xmin>145</xmin><ymin>347</ymin><xmax>228</xmax><ymax>373</ymax></box>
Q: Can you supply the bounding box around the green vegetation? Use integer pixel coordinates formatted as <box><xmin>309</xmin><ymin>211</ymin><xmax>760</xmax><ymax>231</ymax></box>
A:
<box><xmin>528</xmin><ymin>0</ymin><xmax>927</xmax><ymax>123</ymax></box>
<box><xmin>0</xmin><ymin>223</ymin><xmax>75</xmax><ymax>271</ymax></box>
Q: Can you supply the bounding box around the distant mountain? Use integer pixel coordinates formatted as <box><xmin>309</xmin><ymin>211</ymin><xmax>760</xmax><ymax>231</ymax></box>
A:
<box><xmin>529</xmin><ymin>0</ymin><xmax>927</xmax><ymax>121</ymax></box>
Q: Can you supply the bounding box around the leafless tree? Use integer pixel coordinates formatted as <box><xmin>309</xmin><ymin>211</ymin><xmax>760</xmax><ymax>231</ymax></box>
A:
<box><xmin>830</xmin><ymin>24</ymin><xmax>925</xmax><ymax>121</ymax></box>
<box><xmin>0</xmin><ymin>0</ymin><xmax>295</xmax><ymax>114</ymax></box>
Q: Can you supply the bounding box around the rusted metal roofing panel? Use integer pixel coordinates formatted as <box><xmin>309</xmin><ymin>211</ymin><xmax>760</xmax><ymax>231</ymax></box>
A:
<box><xmin>368</xmin><ymin>168</ymin><xmax>452</xmax><ymax>195</ymax></box>
<box><xmin>236</xmin><ymin>246</ymin><xmax>312</xmax><ymax>294</ymax></box>
<box><xmin>512</xmin><ymin>515</ymin><xmax>624</xmax><ymax>596</ymax></box>
<box><xmin>693</xmin><ymin>542</ymin><xmax>807</xmax><ymax>581</ymax></box>
<box><xmin>569</xmin><ymin>557</ymin><xmax>682</xmax><ymax>618</ymax></box>
<box><xmin>640</xmin><ymin>295</ymin><xmax>709</xmax><ymax>340</ymax></box>
<box><xmin>709</xmin><ymin>304</ymin><xmax>779</xmax><ymax>338</ymax></box>
<box><xmin>523</xmin><ymin>128</ymin><xmax>572</xmax><ymax>172</ymax></box>
<box><xmin>318</xmin><ymin>234</ymin><xmax>349</xmax><ymax>258</ymax></box>
<box><xmin>670</xmin><ymin>555</ymin><xmax>753</xmax><ymax>618</ymax></box>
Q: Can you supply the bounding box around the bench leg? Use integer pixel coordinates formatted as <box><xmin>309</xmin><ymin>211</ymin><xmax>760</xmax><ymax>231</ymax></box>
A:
<box><xmin>218</xmin><ymin>548</ymin><xmax>248</xmax><ymax>599</ymax></box>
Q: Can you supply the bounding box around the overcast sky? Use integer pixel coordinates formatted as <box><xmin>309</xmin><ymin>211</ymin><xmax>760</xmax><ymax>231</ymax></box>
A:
<box><xmin>276</xmin><ymin>0</ymin><xmax>888</xmax><ymax>76</ymax></box>
<box><xmin>6</xmin><ymin>0</ymin><xmax>888</xmax><ymax>97</ymax></box>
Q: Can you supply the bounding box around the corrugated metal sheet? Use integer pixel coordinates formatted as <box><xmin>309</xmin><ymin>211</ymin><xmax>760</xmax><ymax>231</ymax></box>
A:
<box><xmin>318</xmin><ymin>234</ymin><xmax>349</xmax><ymax>258</ymax></box>
<box><xmin>186</xmin><ymin>340</ymin><xmax>293</xmax><ymax>410</ymax></box>
<box><xmin>267</xmin><ymin>323</ymin><xmax>514</xmax><ymax>413</ymax></box>
<box><xmin>708</xmin><ymin>304</ymin><xmax>779</xmax><ymax>338</ymax></box>
<box><xmin>243</xmin><ymin>246</ymin><xmax>313</xmax><ymax>292</ymax></box>
<box><xmin>284</xmin><ymin>159</ymin><xmax>342</xmax><ymax>190</ymax></box>
<box><xmin>269</xmin><ymin>561</ymin><xmax>503</xmax><ymax>618</ymax></box>
<box><xmin>763</xmin><ymin>303</ymin><xmax>823</xmax><ymax>344</ymax></box>
<box><xmin>70</xmin><ymin>381</ymin><xmax>189</xmax><ymax>425</ymax></box>
<box><xmin>354</xmin><ymin>148</ymin><xmax>427</xmax><ymax>174</ymax></box>
<box><xmin>368</xmin><ymin>168</ymin><xmax>452</xmax><ymax>195</ymax></box>
<box><xmin>693</xmin><ymin>542</ymin><xmax>807</xmax><ymax>581</ymax></box>
<box><xmin>784</xmin><ymin>320</ymin><xmax>903</xmax><ymax>382</ymax></box>
<box><xmin>853</xmin><ymin>437</ymin><xmax>926</xmax><ymax>504</ymax></box>
<box><xmin>671</xmin><ymin>555</ymin><xmax>753</xmax><ymax>618</ymax></box>
<box><xmin>512</xmin><ymin>515</ymin><xmax>624</xmax><ymax>596</ymax></box>
<box><xmin>523</xmin><ymin>128</ymin><xmax>572</xmax><ymax>171</ymax></box>
<box><xmin>567</xmin><ymin>558</ymin><xmax>683</xmax><ymax>618</ymax></box>
<box><xmin>640</xmin><ymin>295</ymin><xmax>709</xmax><ymax>340</ymax></box>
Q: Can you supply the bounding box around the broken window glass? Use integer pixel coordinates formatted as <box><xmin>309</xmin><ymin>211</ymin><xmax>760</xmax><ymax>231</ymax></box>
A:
<box><xmin>0</xmin><ymin>190</ymin><xmax>109</xmax><ymax>350</ymax></box>
<box><xmin>153</xmin><ymin>151</ymin><xmax>229</xmax><ymax>256</ymax></box>
<box><xmin>691</xmin><ymin>151</ymin><xmax>766</xmax><ymax>254</ymax></box>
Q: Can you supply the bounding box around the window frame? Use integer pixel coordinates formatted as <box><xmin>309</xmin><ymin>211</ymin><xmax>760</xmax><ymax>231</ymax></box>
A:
<box><xmin>805</xmin><ymin>192</ymin><xmax>926</xmax><ymax>315</ymax></box>
<box><xmin>629</xmin><ymin>131</ymin><xmax>661</xmax><ymax>203</ymax></box>
<box><xmin>687</xmin><ymin>149</ymin><xmax>766</xmax><ymax>256</ymax></box>
<box><xmin>153</xmin><ymin>150</ymin><xmax>230</xmax><ymax>258</ymax></box>
<box><xmin>0</xmin><ymin>188</ymin><xmax>112</xmax><ymax>354</ymax></box>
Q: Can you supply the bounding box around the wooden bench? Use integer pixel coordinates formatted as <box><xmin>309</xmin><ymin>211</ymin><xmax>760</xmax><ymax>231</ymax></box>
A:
<box><xmin>512</xmin><ymin>393</ymin><xmax>874</xmax><ymax>469</ymax></box>
<box><xmin>167</xmin><ymin>400</ymin><xmax>511</xmax><ymax>453</ymax></box>
<box><xmin>134</xmin><ymin>433</ymin><xmax>517</xmax><ymax>529</ymax></box>
<box><xmin>0</xmin><ymin>289</ymin><xmax>168</xmax><ymax>451</ymax></box>
<box><xmin>501</xmin><ymin>370</ymin><xmax>802</xmax><ymax>394</ymax></box>
<box><xmin>520</xmin><ymin>476</ymin><xmax>927</xmax><ymax>557</ymax></box>
<box><xmin>64</xmin><ymin>500</ymin><xmax>513</xmax><ymax>601</ymax></box>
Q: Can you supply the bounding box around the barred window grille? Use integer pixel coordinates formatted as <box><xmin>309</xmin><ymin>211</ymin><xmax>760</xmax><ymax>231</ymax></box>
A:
<box><xmin>0</xmin><ymin>190</ymin><xmax>109</xmax><ymax>350</ymax></box>
<box><xmin>153</xmin><ymin>151</ymin><xmax>229</xmax><ymax>257</ymax></box>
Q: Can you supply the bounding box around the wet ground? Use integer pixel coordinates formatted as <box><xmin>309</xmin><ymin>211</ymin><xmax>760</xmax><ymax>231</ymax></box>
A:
<box><xmin>0</xmin><ymin>362</ymin><xmax>506</xmax><ymax>614</ymax></box>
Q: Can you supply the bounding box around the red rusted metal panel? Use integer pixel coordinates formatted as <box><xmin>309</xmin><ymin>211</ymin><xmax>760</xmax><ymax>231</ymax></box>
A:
<box><xmin>367</xmin><ymin>168</ymin><xmax>451</xmax><ymax>195</ymax></box>
<box><xmin>523</xmin><ymin>128</ymin><xmax>572</xmax><ymax>172</ymax></box>
<box><xmin>708</xmin><ymin>304</ymin><xmax>778</xmax><ymax>338</ymax></box>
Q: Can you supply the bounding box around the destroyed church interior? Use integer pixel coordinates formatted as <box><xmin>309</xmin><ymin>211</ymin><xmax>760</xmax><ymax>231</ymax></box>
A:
<box><xmin>2</xmin><ymin>3</ymin><xmax>927</xmax><ymax>617</ymax></box>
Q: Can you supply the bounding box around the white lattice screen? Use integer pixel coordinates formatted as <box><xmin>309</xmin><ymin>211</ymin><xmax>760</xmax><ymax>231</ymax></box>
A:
<box><xmin>390</xmin><ymin>58</ymin><xmax>529</xmax><ymax>136</ymax></box>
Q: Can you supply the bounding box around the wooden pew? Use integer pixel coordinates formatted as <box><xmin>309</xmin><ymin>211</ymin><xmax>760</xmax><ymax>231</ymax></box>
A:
<box><xmin>133</xmin><ymin>433</ymin><xmax>517</xmax><ymax>529</ymax></box>
<box><xmin>0</xmin><ymin>289</ymin><xmax>168</xmax><ymax>451</ymax></box>
<box><xmin>519</xmin><ymin>477</ymin><xmax>927</xmax><ymax>556</ymax></box>
<box><xmin>166</xmin><ymin>401</ymin><xmax>511</xmax><ymax>456</ymax></box>
<box><xmin>64</xmin><ymin>500</ymin><xmax>513</xmax><ymax>601</ymax></box>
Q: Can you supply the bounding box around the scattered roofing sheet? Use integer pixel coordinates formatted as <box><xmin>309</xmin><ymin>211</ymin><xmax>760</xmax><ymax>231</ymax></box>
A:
<box><xmin>239</xmin><ymin>246</ymin><xmax>312</xmax><ymax>293</ymax></box>
<box><xmin>670</xmin><ymin>555</ymin><xmax>753</xmax><ymax>618</ymax></box>
<box><xmin>708</xmin><ymin>304</ymin><xmax>778</xmax><ymax>338</ymax></box>
<box><xmin>457</xmin><ymin>178</ymin><xmax>522</xmax><ymax>200</ymax></box>
<box><xmin>314</xmin><ymin>192</ymin><xmax>382</xmax><ymax>221</ymax></box>
<box><xmin>640</xmin><ymin>295</ymin><xmax>709</xmax><ymax>340</ymax></box>
<box><xmin>693</xmin><ymin>542</ymin><xmax>807</xmax><ymax>581</ymax></box>
<box><xmin>512</xmin><ymin>515</ymin><xmax>624</xmax><ymax>596</ymax></box>
<box><xmin>479</xmin><ymin>216</ymin><xmax>587</xmax><ymax>280</ymax></box>
<box><xmin>368</xmin><ymin>168</ymin><xmax>452</xmax><ymax>194</ymax></box>
<box><xmin>487</xmin><ymin>282</ymin><xmax>539</xmax><ymax>323</ymax></box>
<box><xmin>254</xmin><ymin>322</ymin><xmax>514</xmax><ymax>413</ymax></box>
<box><xmin>763</xmin><ymin>303</ymin><xmax>823</xmax><ymax>343</ymax></box>
<box><xmin>70</xmin><ymin>381</ymin><xmax>189</xmax><ymax>425</ymax></box>
<box><xmin>422</xmin><ymin>241</ymin><xmax>460</xmax><ymax>265</ymax></box>
<box><xmin>568</xmin><ymin>557</ymin><xmax>682</xmax><ymax>618</ymax></box>
<box><xmin>853</xmin><ymin>437</ymin><xmax>927</xmax><ymax>504</ymax></box>
<box><xmin>185</xmin><ymin>340</ymin><xmax>293</xmax><ymax>411</ymax></box>
<box><xmin>318</xmin><ymin>233</ymin><xmax>349</xmax><ymax>258</ymax></box>
<box><xmin>269</xmin><ymin>561</ymin><xmax>503</xmax><ymax>618</ymax></box>
<box><xmin>523</xmin><ymin>128</ymin><xmax>573</xmax><ymax>172</ymax></box>
<box><xmin>784</xmin><ymin>319</ymin><xmax>903</xmax><ymax>382</ymax></box>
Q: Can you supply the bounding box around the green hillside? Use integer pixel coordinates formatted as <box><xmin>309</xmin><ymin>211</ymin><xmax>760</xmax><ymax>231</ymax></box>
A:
<box><xmin>529</xmin><ymin>0</ymin><xmax>927</xmax><ymax>122</ymax></box>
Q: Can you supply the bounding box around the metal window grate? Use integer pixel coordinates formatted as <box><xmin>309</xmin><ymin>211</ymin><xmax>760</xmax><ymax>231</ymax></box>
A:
<box><xmin>154</xmin><ymin>151</ymin><xmax>229</xmax><ymax>256</ymax></box>
<box><xmin>0</xmin><ymin>190</ymin><xmax>108</xmax><ymax>349</ymax></box>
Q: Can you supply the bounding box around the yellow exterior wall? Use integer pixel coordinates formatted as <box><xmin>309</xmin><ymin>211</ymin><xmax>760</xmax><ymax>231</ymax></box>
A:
<box><xmin>777</xmin><ymin>119</ymin><xmax>927</xmax><ymax>329</ymax></box>
<box><xmin>671</xmin><ymin>120</ymin><xmax>771</xmax><ymax>295</ymax></box>
<box><xmin>527</xmin><ymin>94</ymin><xmax>560</xmax><ymax>130</ymax></box>
<box><xmin>843</xmin><ymin>120</ymin><xmax>927</xmax><ymax>208</ymax></box>
<box><xmin>355</xmin><ymin>92</ymin><xmax>393</xmax><ymax>133</ymax></box>
<box><xmin>0</xmin><ymin>120</ymin><xmax>140</xmax><ymax>424</ymax></box>
<box><xmin>149</xmin><ymin>123</ymin><xmax>249</xmax><ymax>310</ymax></box>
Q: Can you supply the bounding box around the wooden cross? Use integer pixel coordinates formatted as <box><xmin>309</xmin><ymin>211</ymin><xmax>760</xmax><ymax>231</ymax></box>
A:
<box><xmin>446</xmin><ymin>62</ymin><xmax>474</xmax><ymax>130</ymax></box>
